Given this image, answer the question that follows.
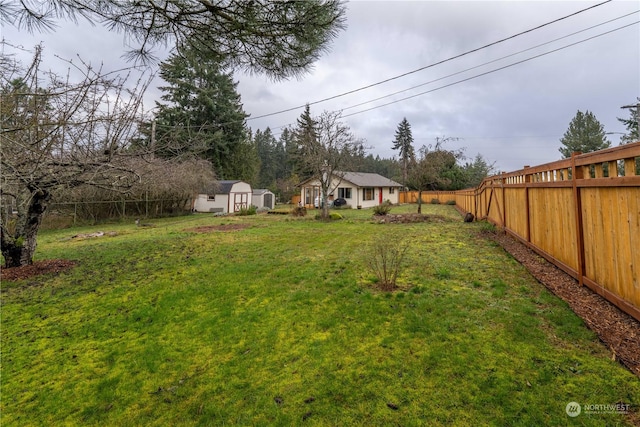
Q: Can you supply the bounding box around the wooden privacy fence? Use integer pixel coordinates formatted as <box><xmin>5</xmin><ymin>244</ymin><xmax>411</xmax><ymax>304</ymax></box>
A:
<box><xmin>404</xmin><ymin>142</ymin><xmax>640</xmax><ymax>322</ymax></box>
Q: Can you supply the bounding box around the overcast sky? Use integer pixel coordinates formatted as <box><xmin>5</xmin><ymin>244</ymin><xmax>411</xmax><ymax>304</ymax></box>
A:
<box><xmin>3</xmin><ymin>1</ymin><xmax>639</xmax><ymax>173</ymax></box>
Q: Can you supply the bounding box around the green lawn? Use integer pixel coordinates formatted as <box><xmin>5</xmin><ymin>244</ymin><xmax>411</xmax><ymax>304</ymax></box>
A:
<box><xmin>2</xmin><ymin>204</ymin><xmax>639</xmax><ymax>426</ymax></box>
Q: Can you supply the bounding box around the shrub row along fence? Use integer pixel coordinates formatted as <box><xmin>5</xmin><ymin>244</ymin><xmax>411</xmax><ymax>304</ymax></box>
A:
<box><xmin>42</xmin><ymin>197</ymin><xmax>193</xmax><ymax>228</ymax></box>
<box><xmin>403</xmin><ymin>142</ymin><xmax>640</xmax><ymax>322</ymax></box>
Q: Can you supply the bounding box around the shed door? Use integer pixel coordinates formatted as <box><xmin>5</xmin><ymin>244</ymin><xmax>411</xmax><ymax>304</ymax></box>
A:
<box><xmin>234</xmin><ymin>193</ymin><xmax>248</xmax><ymax>212</ymax></box>
<box><xmin>264</xmin><ymin>193</ymin><xmax>273</xmax><ymax>209</ymax></box>
<box><xmin>379</xmin><ymin>187</ymin><xmax>383</xmax><ymax>204</ymax></box>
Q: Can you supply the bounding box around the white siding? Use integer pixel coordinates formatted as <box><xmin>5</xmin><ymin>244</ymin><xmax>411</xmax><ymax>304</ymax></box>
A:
<box><xmin>193</xmin><ymin>194</ymin><xmax>229</xmax><ymax>213</ymax></box>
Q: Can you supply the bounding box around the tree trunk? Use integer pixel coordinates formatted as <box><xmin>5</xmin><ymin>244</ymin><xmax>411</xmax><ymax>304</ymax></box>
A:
<box><xmin>417</xmin><ymin>190</ymin><xmax>422</xmax><ymax>214</ymax></box>
<box><xmin>321</xmin><ymin>196</ymin><xmax>330</xmax><ymax>220</ymax></box>
<box><xmin>1</xmin><ymin>189</ymin><xmax>50</xmax><ymax>268</ymax></box>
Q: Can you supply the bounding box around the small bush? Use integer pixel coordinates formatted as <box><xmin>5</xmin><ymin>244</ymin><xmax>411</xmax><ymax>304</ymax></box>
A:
<box><xmin>446</xmin><ymin>200</ymin><xmax>456</xmax><ymax>205</ymax></box>
<box><xmin>430</xmin><ymin>198</ymin><xmax>440</xmax><ymax>205</ymax></box>
<box><xmin>236</xmin><ymin>205</ymin><xmax>257</xmax><ymax>216</ymax></box>
<box><xmin>373</xmin><ymin>200</ymin><xmax>393</xmax><ymax>216</ymax></box>
<box><xmin>365</xmin><ymin>235</ymin><xmax>409</xmax><ymax>291</ymax></box>
<box><xmin>290</xmin><ymin>206</ymin><xmax>307</xmax><ymax>217</ymax></box>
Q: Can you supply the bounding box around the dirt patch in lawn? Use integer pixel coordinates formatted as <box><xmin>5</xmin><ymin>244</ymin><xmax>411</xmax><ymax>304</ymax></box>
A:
<box><xmin>485</xmin><ymin>230</ymin><xmax>640</xmax><ymax>378</ymax></box>
<box><xmin>1</xmin><ymin>259</ymin><xmax>78</xmax><ymax>282</ymax></box>
<box><xmin>185</xmin><ymin>223</ymin><xmax>251</xmax><ymax>233</ymax></box>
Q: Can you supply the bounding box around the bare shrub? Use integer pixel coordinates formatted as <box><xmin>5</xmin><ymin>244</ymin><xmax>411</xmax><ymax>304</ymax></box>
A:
<box><xmin>290</xmin><ymin>206</ymin><xmax>307</xmax><ymax>217</ymax></box>
<box><xmin>366</xmin><ymin>235</ymin><xmax>409</xmax><ymax>291</ymax></box>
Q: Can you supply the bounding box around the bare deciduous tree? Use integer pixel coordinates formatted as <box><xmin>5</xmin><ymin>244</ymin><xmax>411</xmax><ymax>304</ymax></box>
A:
<box><xmin>407</xmin><ymin>138</ymin><xmax>464</xmax><ymax>213</ymax></box>
<box><xmin>293</xmin><ymin>109</ymin><xmax>362</xmax><ymax>219</ymax></box>
<box><xmin>0</xmin><ymin>46</ymin><xmax>151</xmax><ymax>267</ymax></box>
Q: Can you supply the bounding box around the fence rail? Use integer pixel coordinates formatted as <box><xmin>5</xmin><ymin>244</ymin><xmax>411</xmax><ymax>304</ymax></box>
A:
<box><xmin>402</xmin><ymin>142</ymin><xmax>640</xmax><ymax>322</ymax></box>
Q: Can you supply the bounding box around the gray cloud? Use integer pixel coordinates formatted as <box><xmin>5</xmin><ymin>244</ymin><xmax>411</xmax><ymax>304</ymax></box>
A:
<box><xmin>4</xmin><ymin>1</ymin><xmax>639</xmax><ymax>173</ymax></box>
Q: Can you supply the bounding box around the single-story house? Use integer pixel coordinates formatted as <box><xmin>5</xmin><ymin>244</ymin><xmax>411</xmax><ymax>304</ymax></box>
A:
<box><xmin>252</xmin><ymin>189</ymin><xmax>275</xmax><ymax>210</ymax></box>
<box><xmin>192</xmin><ymin>180</ymin><xmax>252</xmax><ymax>213</ymax></box>
<box><xmin>298</xmin><ymin>171</ymin><xmax>402</xmax><ymax>209</ymax></box>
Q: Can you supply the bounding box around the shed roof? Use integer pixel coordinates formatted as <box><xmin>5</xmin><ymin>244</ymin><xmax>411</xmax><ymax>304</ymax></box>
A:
<box><xmin>252</xmin><ymin>189</ymin><xmax>273</xmax><ymax>195</ymax></box>
<box><xmin>218</xmin><ymin>180</ymin><xmax>242</xmax><ymax>194</ymax></box>
<box><xmin>201</xmin><ymin>180</ymin><xmax>248</xmax><ymax>195</ymax></box>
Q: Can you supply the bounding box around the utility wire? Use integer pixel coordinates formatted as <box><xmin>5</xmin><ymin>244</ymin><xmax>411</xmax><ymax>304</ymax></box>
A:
<box><xmin>340</xmin><ymin>10</ymin><xmax>639</xmax><ymax>113</ymax></box>
<box><xmin>340</xmin><ymin>20</ymin><xmax>639</xmax><ymax>119</ymax></box>
<box><xmin>246</xmin><ymin>0</ymin><xmax>613</xmax><ymax>122</ymax></box>
<box><xmin>151</xmin><ymin>6</ymin><xmax>634</xmax><ymax>133</ymax></box>
<box><xmin>264</xmin><ymin>18</ymin><xmax>638</xmax><ymax>138</ymax></box>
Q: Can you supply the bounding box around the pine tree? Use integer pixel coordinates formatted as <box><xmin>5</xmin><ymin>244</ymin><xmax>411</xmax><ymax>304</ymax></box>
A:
<box><xmin>292</xmin><ymin>104</ymin><xmax>319</xmax><ymax>180</ymax></box>
<box><xmin>617</xmin><ymin>99</ymin><xmax>639</xmax><ymax>145</ymax></box>
<box><xmin>154</xmin><ymin>44</ymin><xmax>251</xmax><ymax>179</ymax></box>
<box><xmin>559</xmin><ymin>110</ymin><xmax>611</xmax><ymax>158</ymax></box>
<box><xmin>4</xmin><ymin>1</ymin><xmax>347</xmax><ymax>80</ymax></box>
<box><xmin>254</xmin><ymin>127</ymin><xmax>279</xmax><ymax>188</ymax></box>
<box><xmin>392</xmin><ymin>118</ymin><xmax>416</xmax><ymax>188</ymax></box>
<box><xmin>617</xmin><ymin>99</ymin><xmax>640</xmax><ymax>174</ymax></box>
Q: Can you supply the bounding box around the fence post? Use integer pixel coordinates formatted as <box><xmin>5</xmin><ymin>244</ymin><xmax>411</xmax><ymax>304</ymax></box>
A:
<box><xmin>501</xmin><ymin>172</ymin><xmax>507</xmax><ymax>228</ymax></box>
<box><xmin>571</xmin><ymin>153</ymin><xmax>586</xmax><ymax>286</ymax></box>
<box><xmin>524</xmin><ymin>166</ymin><xmax>531</xmax><ymax>242</ymax></box>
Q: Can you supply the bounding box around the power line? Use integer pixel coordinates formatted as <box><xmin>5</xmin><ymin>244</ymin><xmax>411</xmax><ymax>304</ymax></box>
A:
<box><xmin>150</xmin><ymin>4</ymin><xmax>635</xmax><ymax>134</ymax></box>
<box><xmin>339</xmin><ymin>10</ymin><xmax>639</xmax><ymax>113</ymax></box>
<box><xmin>266</xmin><ymin>18</ymin><xmax>638</xmax><ymax>138</ymax></box>
<box><xmin>340</xmin><ymin>20</ymin><xmax>639</xmax><ymax>119</ymax></box>
<box><xmin>246</xmin><ymin>0</ymin><xmax>613</xmax><ymax>122</ymax></box>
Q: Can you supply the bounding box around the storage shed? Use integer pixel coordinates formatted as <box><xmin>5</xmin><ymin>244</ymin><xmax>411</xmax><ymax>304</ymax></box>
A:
<box><xmin>252</xmin><ymin>189</ymin><xmax>275</xmax><ymax>210</ymax></box>
<box><xmin>192</xmin><ymin>180</ymin><xmax>252</xmax><ymax>213</ymax></box>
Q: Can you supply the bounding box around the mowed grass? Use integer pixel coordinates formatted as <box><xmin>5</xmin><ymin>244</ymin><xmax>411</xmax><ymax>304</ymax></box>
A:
<box><xmin>2</xmin><ymin>205</ymin><xmax>639</xmax><ymax>426</ymax></box>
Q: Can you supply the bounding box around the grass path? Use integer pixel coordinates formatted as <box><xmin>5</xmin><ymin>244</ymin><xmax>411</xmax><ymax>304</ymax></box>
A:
<box><xmin>2</xmin><ymin>205</ymin><xmax>639</xmax><ymax>426</ymax></box>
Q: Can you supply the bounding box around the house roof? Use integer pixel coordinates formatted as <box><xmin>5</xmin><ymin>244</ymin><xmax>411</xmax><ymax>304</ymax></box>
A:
<box><xmin>298</xmin><ymin>172</ymin><xmax>401</xmax><ymax>188</ymax></box>
<box><xmin>339</xmin><ymin>171</ymin><xmax>402</xmax><ymax>188</ymax></box>
<box><xmin>252</xmin><ymin>189</ymin><xmax>273</xmax><ymax>195</ymax></box>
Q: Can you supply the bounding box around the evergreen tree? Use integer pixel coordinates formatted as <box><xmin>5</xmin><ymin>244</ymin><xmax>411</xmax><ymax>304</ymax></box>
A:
<box><xmin>280</xmin><ymin>127</ymin><xmax>297</xmax><ymax>178</ymax></box>
<box><xmin>617</xmin><ymin>99</ymin><xmax>640</xmax><ymax>174</ymax></box>
<box><xmin>461</xmin><ymin>154</ymin><xmax>495</xmax><ymax>188</ymax></box>
<box><xmin>254</xmin><ymin>127</ymin><xmax>279</xmax><ymax>188</ymax></box>
<box><xmin>617</xmin><ymin>99</ymin><xmax>639</xmax><ymax>145</ymax></box>
<box><xmin>153</xmin><ymin>44</ymin><xmax>251</xmax><ymax>179</ymax></box>
<box><xmin>559</xmin><ymin>110</ymin><xmax>611</xmax><ymax>158</ymax></box>
<box><xmin>392</xmin><ymin>117</ymin><xmax>415</xmax><ymax>188</ymax></box>
<box><xmin>4</xmin><ymin>1</ymin><xmax>347</xmax><ymax>80</ymax></box>
<box><xmin>292</xmin><ymin>104</ymin><xmax>319</xmax><ymax>180</ymax></box>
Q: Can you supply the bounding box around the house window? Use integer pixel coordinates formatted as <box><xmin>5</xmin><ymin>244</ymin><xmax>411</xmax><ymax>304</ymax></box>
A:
<box><xmin>389</xmin><ymin>187</ymin><xmax>395</xmax><ymax>194</ymax></box>
<box><xmin>338</xmin><ymin>187</ymin><xmax>352</xmax><ymax>199</ymax></box>
<box><xmin>207</xmin><ymin>194</ymin><xmax>216</xmax><ymax>201</ymax></box>
<box><xmin>363</xmin><ymin>188</ymin><xmax>374</xmax><ymax>201</ymax></box>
